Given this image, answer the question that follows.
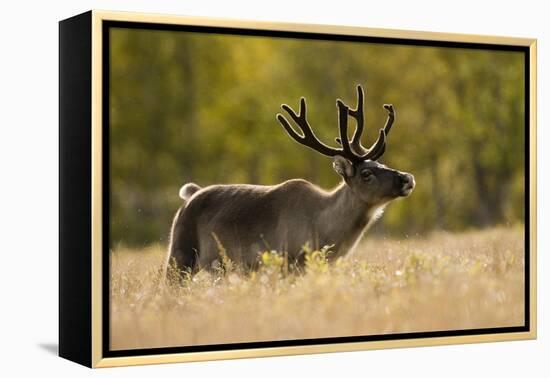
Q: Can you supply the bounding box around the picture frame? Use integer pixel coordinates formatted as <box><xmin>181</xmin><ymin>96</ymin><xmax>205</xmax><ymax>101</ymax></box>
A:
<box><xmin>59</xmin><ymin>10</ymin><xmax>537</xmax><ymax>368</ymax></box>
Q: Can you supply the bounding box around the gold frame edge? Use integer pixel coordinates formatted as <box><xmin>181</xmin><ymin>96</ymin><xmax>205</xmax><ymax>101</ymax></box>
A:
<box><xmin>529</xmin><ymin>40</ymin><xmax>537</xmax><ymax>338</ymax></box>
<box><xmin>89</xmin><ymin>9</ymin><xmax>537</xmax><ymax>368</ymax></box>
<box><xmin>91</xmin><ymin>10</ymin><xmax>104</xmax><ymax>367</ymax></box>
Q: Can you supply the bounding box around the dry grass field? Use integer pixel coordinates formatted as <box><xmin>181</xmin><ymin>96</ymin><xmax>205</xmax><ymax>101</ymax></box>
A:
<box><xmin>110</xmin><ymin>226</ymin><xmax>525</xmax><ymax>350</ymax></box>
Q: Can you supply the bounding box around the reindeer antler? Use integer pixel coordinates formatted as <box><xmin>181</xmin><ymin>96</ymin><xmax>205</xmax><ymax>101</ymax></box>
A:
<box><xmin>334</xmin><ymin>85</ymin><xmax>396</xmax><ymax>161</ymax></box>
<box><xmin>276</xmin><ymin>85</ymin><xmax>396</xmax><ymax>163</ymax></box>
<box><xmin>366</xmin><ymin>103</ymin><xmax>395</xmax><ymax>161</ymax></box>
<box><xmin>336</xmin><ymin>85</ymin><xmax>368</xmax><ymax>155</ymax></box>
<box><xmin>276</xmin><ymin>98</ymin><xmax>344</xmax><ymax>158</ymax></box>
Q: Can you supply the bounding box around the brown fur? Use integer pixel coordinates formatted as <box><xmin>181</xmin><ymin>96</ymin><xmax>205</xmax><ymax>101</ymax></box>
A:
<box><xmin>167</xmin><ymin>159</ymin><xmax>414</xmax><ymax>273</ymax></box>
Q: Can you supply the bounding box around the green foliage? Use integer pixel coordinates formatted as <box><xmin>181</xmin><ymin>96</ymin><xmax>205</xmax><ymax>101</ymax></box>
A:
<box><xmin>260</xmin><ymin>251</ymin><xmax>284</xmax><ymax>267</ymax></box>
<box><xmin>211</xmin><ymin>232</ymin><xmax>235</xmax><ymax>274</ymax></box>
<box><xmin>109</xmin><ymin>28</ymin><xmax>525</xmax><ymax>247</ymax></box>
<box><xmin>302</xmin><ymin>243</ymin><xmax>331</xmax><ymax>274</ymax></box>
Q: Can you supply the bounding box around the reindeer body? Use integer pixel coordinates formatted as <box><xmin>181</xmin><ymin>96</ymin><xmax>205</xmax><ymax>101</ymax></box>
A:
<box><xmin>167</xmin><ymin>85</ymin><xmax>415</xmax><ymax>273</ymax></box>
<box><xmin>169</xmin><ymin>179</ymin><xmax>386</xmax><ymax>271</ymax></box>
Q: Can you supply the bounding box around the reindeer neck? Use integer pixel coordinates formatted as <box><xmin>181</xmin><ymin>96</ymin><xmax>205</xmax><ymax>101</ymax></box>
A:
<box><xmin>316</xmin><ymin>182</ymin><xmax>379</xmax><ymax>257</ymax></box>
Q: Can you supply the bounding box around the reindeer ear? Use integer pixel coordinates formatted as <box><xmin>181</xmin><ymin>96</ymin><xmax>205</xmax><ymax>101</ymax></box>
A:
<box><xmin>332</xmin><ymin>156</ymin><xmax>355</xmax><ymax>178</ymax></box>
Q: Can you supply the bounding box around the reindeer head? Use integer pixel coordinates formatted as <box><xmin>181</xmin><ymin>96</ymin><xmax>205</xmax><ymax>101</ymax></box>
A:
<box><xmin>276</xmin><ymin>85</ymin><xmax>415</xmax><ymax>207</ymax></box>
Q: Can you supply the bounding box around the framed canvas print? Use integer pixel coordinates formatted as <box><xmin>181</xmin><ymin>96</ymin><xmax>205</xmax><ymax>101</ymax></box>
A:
<box><xmin>59</xmin><ymin>10</ymin><xmax>537</xmax><ymax>368</ymax></box>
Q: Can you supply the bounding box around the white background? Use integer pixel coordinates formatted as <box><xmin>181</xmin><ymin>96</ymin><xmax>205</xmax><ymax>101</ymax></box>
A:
<box><xmin>0</xmin><ymin>0</ymin><xmax>546</xmax><ymax>376</ymax></box>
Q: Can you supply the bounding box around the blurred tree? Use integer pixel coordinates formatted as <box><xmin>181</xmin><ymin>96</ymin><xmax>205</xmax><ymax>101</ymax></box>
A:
<box><xmin>109</xmin><ymin>28</ymin><xmax>525</xmax><ymax>247</ymax></box>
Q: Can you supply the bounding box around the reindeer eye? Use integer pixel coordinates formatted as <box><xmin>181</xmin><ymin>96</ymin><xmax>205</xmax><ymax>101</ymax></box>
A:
<box><xmin>361</xmin><ymin>170</ymin><xmax>373</xmax><ymax>180</ymax></box>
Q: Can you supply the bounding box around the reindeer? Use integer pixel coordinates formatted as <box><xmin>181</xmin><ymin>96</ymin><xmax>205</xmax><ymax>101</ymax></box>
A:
<box><xmin>167</xmin><ymin>85</ymin><xmax>415</xmax><ymax>273</ymax></box>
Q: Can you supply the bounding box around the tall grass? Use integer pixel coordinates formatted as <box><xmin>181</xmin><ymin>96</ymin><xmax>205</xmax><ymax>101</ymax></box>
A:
<box><xmin>110</xmin><ymin>226</ymin><xmax>524</xmax><ymax>350</ymax></box>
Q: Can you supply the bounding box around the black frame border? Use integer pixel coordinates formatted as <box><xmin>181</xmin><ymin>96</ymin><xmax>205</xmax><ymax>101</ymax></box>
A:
<box><xmin>101</xmin><ymin>20</ymin><xmax>531</xmax><ymax>359</ymax></box>
<box><xmin>59</xmin><ymin>11</ymin><xmax>93</xmax><ymax>367</ymax></box>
